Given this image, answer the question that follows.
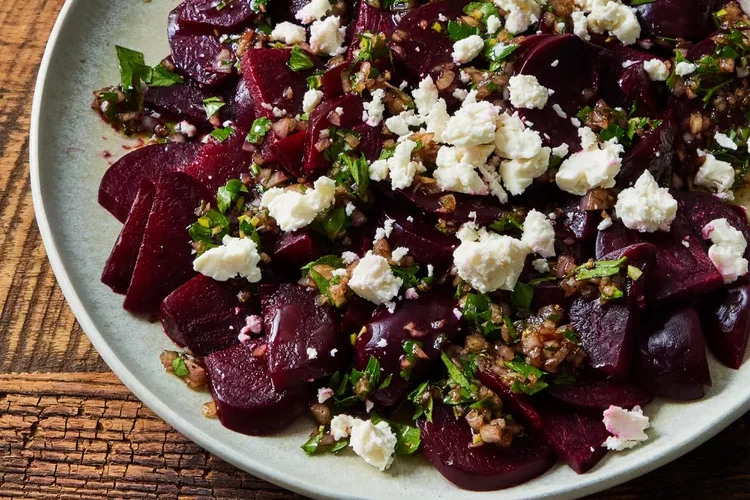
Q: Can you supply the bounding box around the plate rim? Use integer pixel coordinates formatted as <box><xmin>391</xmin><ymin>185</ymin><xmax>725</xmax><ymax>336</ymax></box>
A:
<box><xmin>29</xmin><ymin>2</ymin><xmax>750</xmax><ymax>499</ymax></box>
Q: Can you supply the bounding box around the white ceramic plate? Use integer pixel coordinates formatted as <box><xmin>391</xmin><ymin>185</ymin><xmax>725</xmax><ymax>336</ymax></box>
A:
<box><xmin>30</xmin><ymin>1</ymin><xmax>750</xmax><ymax>498</ymax></box>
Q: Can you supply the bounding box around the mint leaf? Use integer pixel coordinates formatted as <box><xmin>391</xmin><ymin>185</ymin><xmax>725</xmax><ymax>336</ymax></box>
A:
<box><xmin>203</xmin><ymin>96</ymin><xmax>226</xmax><ymax>118</ymax></box>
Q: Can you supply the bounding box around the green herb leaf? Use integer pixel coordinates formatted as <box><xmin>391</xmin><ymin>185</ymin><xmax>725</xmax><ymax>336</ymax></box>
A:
<box><xmin>288</xmin><ymin>45</ymin><xmax>315</xmax><ymax>72</ymax></box>
<box><xmin>247</xmin><ymin>117</ymin><xmax>272</xmax><ymax>144</ymax></box>
<box><xmin>216</xmin><ymin>179</ymin><xmax>248</xmax><ymax>214</ymax></box>
<box><xmin>407</xmin><ymin>381</ymin><xmax>434</xmax><ymax>422</ymax></box>
<box><xmin>172</xmin><ymin>356</ymin><xmax>189</xmax><ymax>377</ymax></box>
<box><xmin>392</xmin><ymin>422</ymin><xmax>421</xmax><ymax>455</ymax></box>
<box><xmin>446</xmin><ymin>21</ymin><xmax>480</xmax><ymax>41</ymax></box>
<box><xmin>510</xmin><ymin>282</ymin><xmax>533</xmax><ymax>310</ymax></box>
<box><xmin>484</xmin><ymin>42</ymin><xmax>519</xmax><ymax>72</ymax></box>
<box><xmin>487</xmin><ymin>213</ymin><xmax>524</xmax><ymax>233</ymax></box>
<box><xmin>210</xmin><ymin>126</ymin><xmax>235</xmax><ymax>142</ymax></box>
<box><xmin>340</xmin><ymin>153</ymin><xmax>370</xmax><ymax>199</ymax></box>
<box><xmin>575</xmin><ymin>257</ymin><xmax>627</xmax><ymax>281</ymax></box>
<box><xmin>463</xmin><ymin>1</ymin><xmax>500</xmax><ymax>23</ymax></box>
<box><xmin>630</xmin><ymin>0</ymin><xmax>655</xmax><ymax>5</ymax></box>
<box><xmin>250</xmin><ymin>0</ymin><xmax>267</xmax><ymax>13</ymax></box>
<box><xmin>202</xmin><ymin>96</ymin><xmax>226</xmax><ymax>118</ymax></box>
<box><xmin>149</xmin><ymin>63</ymin><xmax>184</xmax><ymax>87</ymax></box>
<box><xmin>115</xmin><ymin>46</ymin><xmax>151</xmax><ymax>92</ymax></box>
<box><xmin>440</xmin><ymin>352</ymin><xmax>473</xmax><ymax>392</ymax></box>
<box><xmin>302</xmin><ymin>255</ymin><xmax>345</xmax><ymax>273</ymax></box>
<box><xmin>319</xmin><ymin>207</ymin><xmax>351</xmax><ymax>240</ymax></box>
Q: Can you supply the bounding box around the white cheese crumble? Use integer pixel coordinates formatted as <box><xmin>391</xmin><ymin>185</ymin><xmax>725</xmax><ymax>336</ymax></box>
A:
<box><xmin>412</xmin><ymin>75</ymin><xmax>439</xmax><ymax>117</ymax></box>
<box><xmin>614</xmin><ymin>171</ymin><xmax>677</xmax><ymax>233</ymax></box>
<box><xmin>571</xmin><ymin>11</ymin><xmax>590</xmax><ymax>40</ymax></box>
<box><xmin>715</xmin><ymin>132</ymin><xmax>738</xmax><ymax>150</ymax></box>
<box><xmin>675</xmin><ymin>61</ymin><xmax>697</xmax><ymax>76</ymax></box>
<box><xmin>703</xmin><ymin>218</ymin><xmax>749</xmax><ymax>284</ymax></box>
<box><xmin>369</xmin><ymin>139</ymin><xmax>425</xmax><ymax>189</ymax></box>
<box><xmin>330</xmin><ymin>415</ymin><xmax>398</xmax><ymax>471</ymax></box>
<box><xmin>585</xmin><ymin>0</ymin><xmax>641</xmax><ymax>45</ymax></box>
<box><xmin>261</xmin><ymin>176</ymin><xmax>336</xmax><ymax>231</ymax></box>
<box><xmin>306</xmin><ymin>347</ymin><xmax>318</xmax><ymax>359</ymax></box>
<box><xmin>442</xmin><ymin>101</ymin><xmax>500</xmax><ymax>147</ymax></box>
<box><xmin>508</xmin><ymin>75</ymin><xmax>550</xmax><ymax>109</ymax></box>
<box><xmin>317</xmin><ymin>387</ymin><xmax>334</xmax><ymax>403</ymax></box>
<box><xmin>598</xmin><ymin>216</ymin><xmax>613</xmax><ymax>230</ymax></box>
<box><xmin>374</xmin><ymin>219</ymin><xmax>394</xmax><ymax>242</ymax></box>
<box><xmin>453</xmin><ymin>88</ymin><xmax>469</xmax><ymax>101</ymax></box>
<box><xmin>452</xmin><ymin>35</ymin><xmax>485</xmax><ymax>64</ymax></box>
<box><xmin>341</xmin><ymin>251</ymin><xmax>359</xmax><ymax>265</ymax></box>
<box><xmin>642</xmin><ymin>59</ymin><xmax>669</xmax><ymax>81</ymax></box>
<box><xmin>521</xmin><ymin>210</ymin><xmax>556</xmax><ymax>257</ymax></box>
<box><xmin>495</xmin><ymin>0</ymin><xmax>542</xmax><ymax>34</ymax></box>
<box><xmin>694</xmin><ymin>152</ymin><xmax>736</xmax><ymax>200</ymax></box>
<box><xmin>391</xmin><ymin>247</ymin><xmax>409</xmax><ymax>264</ymax></box>
<box><xmin>453</xmin><ymin>226</ymin><xmax>529</xmax><ymax>293</ymax></box>
<box><xmin>556</xmin><ymin>127</ymin><xmax>624</xmax><ymax>195</ymax></box>
<box><xmin>434</xmin><ymin>145</ymin><xmax>494</xmax><ymax>196</ymax></box>
<box><xmin>602</xmin><ymin>405</ymin><xmax>650</xmax><ymax>451</ymax></box>
<box><xmin>551</xmin><ymin>143</ymin><xmax>569</xmax><ymax>158</ymax></box>
<box><xmin>309</xmin><ymin>16</ymin><xmax>346</xmax><ymax>56</ymax></box>
<box><xmin>486</xmin><ymin>15</ymin><xmax>502</xmax><ymax>33</ymax></box>
<box><xmin>270</xmin><ymin>22</ymin><xmax>307</xmax><ymax>45</ymax></box>
<box><xmin>349</xmin><ymin>252</ymin><xmax>403</xmax><ymax>304</ymax></box>
<box><xmin>295</xmin><ymin>0</ymin><xmax>331</xmax><ymax>24</ymax></box>
<box><xmin>532</xmin><ymin>258</ymin><xmax>550</xmax><ymax>273</ymax></box>
<box><xmin>376</xmin><ymin>338</ymin><xmax>388</xmax><ymax>348</ymax></box>
<box><xmin>494</xmin><ymin>113</ymin><xmax>551</xmax><ymax>195</ymax></box>
<box><xmin>362</xmin><ymin>88</ymin><xmax>386</xmax><ymax>127</ymax></box>
<box><xmin>193</xmin><ymin>235</ymin><xmax>262</xmax><ymax>283</ymax></box>
<box><xmin>302</xmin><ymin>88</ymin><xmax>324</xmax><ymax>114</ymax></box>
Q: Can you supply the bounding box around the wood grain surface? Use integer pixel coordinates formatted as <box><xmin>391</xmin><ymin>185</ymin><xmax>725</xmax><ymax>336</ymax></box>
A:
<box><xmin>0</xmin><ymin>0</ymin><xmax>748</xmax><ymax>498</ymax></box>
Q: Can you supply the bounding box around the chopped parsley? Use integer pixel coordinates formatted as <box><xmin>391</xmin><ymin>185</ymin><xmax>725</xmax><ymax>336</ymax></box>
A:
<box><xmin>288</xmin><ymin>45</ymin><xmax>315</xmax><ymax>72</ymax></box>
<box><xmin>247</xmin><ymin>117</ymin><xmax>272</xmax><ymax>144</ymax></box>
<box><xmin>446</xmin><ymin>21</ymin><xmax>480</xmax><ymax>41</ymax></box>
<box><xmin>210</xmin><ymin>126</ymin><xmax>235</xmax><ymax>142</ymax></box>
<box><xmin>216</xmin><ymin>178</ymin><xmax>248</xmax><ymax>214</ymax></box>
<box><xmin>202</xmin><ymin>96</ymin><xmax>226</xmax><ymax>118</ymax></box>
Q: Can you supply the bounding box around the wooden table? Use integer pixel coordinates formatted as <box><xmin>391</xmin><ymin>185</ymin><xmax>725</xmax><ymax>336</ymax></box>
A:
<box><xmin>1</xmin><ymin>1</ymin><xmax>748</xmax><ymax>498</ymax></box>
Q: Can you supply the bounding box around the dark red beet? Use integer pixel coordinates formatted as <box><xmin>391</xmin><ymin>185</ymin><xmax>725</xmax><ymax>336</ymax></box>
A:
<box><xmin>204</xmin><ymin>343</ymin><xmax>307</xmax><ymax>435</ymax></box>
<box><xmin>321</xmin><ymin>63</ymin><xmax>346</xmax><ymax>99</ymax></box>
<box><xmin>569</xmin><ymin>298</ymin><xmax>638</xmax><ymax>380</ymax></box>
<box><xmin>698</xmin><ymin>284</ymin><xmax>750</xmax><ymax>369</ymax></box>
<box><xmin>346</xmin><ymin>2</ymin><xmax>395</xmax><ymax>61</ymax></box>
<box><xmin>184</xmin><ymin>127</ymin><xmax>252</xmax><ymax>193</ymax></box>
<box><xmin>390</xmin><ymin>0</ymin><xmax>471</xmax><ymax>79</ymax></box>
<box><xmin>123</xmin><ymin>173</ymin><xmax>210</xmax><ymax>313</ymax></box>
<box><xmin>381</xmin><ymin>209</ymin><xmax>458</xmax><ymax>269</ymax></box>
<box><xmin>610</xmin><ymin>46</ymin><xmax>668</xmax><ymax>116</ymax></box>
<box><xmin>635</xmin><ymin>0</ymin><xmax>721</xmax><ymax>40</ymax></box>
<box><xmin>225</xmin><ymin>78</ymin><xmax>256</xmax><ymax>130</ymax></box>
<box><xmin>599</xmin><ymin>242</ymin><xmax>656</xmax><ymax>311</ymax></box>
<box><xmin>341</xmin><ymin>295</ymin><xmax>377</xmax><ymax>335</ymax></box>
<box><xmin>178</xmin><ymin>0</ymin><xmax>256</xmax><ymax>31</ymax></box>
<box><xmin>635</xmin><ymin>307</ymin><xmax>712</xmax><ymax>400</ymax></box>
<box><xmin>101</xmin><ymin>180</ymin><xmax>156</xmax><ymax>294</ymax></box>
<box><xmin>531</xmin><ymin>281</ymin><xmax>566</xmax><ymax>310</ymax></box>
<box><xmin>547</xmin><ymin>373</ymin><xmax>653</xmax><ymax>413</ymax></box>
<box><xmin>99</xmin><ymin>142</ymin><xmax>201</xmax><ymax>222</ymax></box>
<box><xmin>478</xmin><ymin>369</ymin><xmax>544</xmax><ymax>429</ymax></box>
<box><xmin>418</xmin><ymin>405</ymin><xmax>556</xmax><ymax>491</ymax></box>
<box><xmin>352</xmin><ymin>123</ymin><xmax>383</xmax><ymax>162</ymax></box>
<box><xmin>303</xmin><ymin>94</ymin><xmax>365</xmax><ymax>173</ymax></box>
<box><xmin>273</xmin><ymin>229</ymin><xmax>323</xmax><ymax>268</ymax></box>
<box><xmin>618</xmin><ymin>117</ymin><xmax>677</xmax><ymax>187</ymax></box>
<box><xmin>160</xmin><ymin>275</ymin><xmax>249</xmax><ymax>355</ymax></box>
<box><xmin>144</xmin><ymin>81</ymin><xmax>213</xmax><ymax>128</ymax></box>
<box><xmin>268</xmin><ymin>130</ymin><xmax>307</xmax><ymax>177</ymax></box>
<box><xmin>259</xmin><ymin>283</ymin><xmax>340</xmax><ymax>390</ymax></box>
<box><xmin>355</xmin><ymin>294</ymin><xmax>461</xmax><ymax>406</ymax></box>
<box><xmin>241</xmin><ymin>48</ymin><xmax>317</xmax><ymax>119</ymax></box>
<box><xmin>391</xmin><ymin>187</ymin><xmax>510</xmax><ymax>225</ymax></box>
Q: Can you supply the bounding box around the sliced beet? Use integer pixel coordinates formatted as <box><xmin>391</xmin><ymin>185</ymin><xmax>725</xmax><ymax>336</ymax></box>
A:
<box><xmin>204</xmin><ymin>343</ymin><xmax>307</xmax><ymax>435</ymax></box>
<box><xmin>144</xmin><ymin>81</ymin><xmax>213</xmax><ymax>128</ymax></box>
<box><xmin>225</xmin><ymin>78</ymin><xmax>256</xmax><ymax>130</ymax></box>
<box><xmin>241</xmin><ymin>48</ymin><xmax>317</xmax><ymax>119</ymax></box>
<box><xmin>569</xmin><ymin>298</ymin><xmax>638</xmax><ymax>380</ymax></box>
<box><xmin>123</xmin><ymin>173</ymin><xmax>211</xmax><ymax>313</ymax></box>
<box><xmin>101</xmin><ymin>179</ymin><xmax>156</xmax><ymax>294</ymax></box>
<box><xmin>352</xmin><ymin>123</ymin><xmax>383</xmax><ymax>162</ymax></box>
<box><xmin>303</xmin><ymin>93</ymin><xmax>365</xmax><ymax>173</ymax></box>
<box><xmin>341</xmin><ymin>295</ymin><xmax>377</xmax><ymax>335</ymax></box>
<box><xmin>390</xmin><ymin>187</ymin><xmax>510</xmax><ymax>225</ymax></box>
<box><xmin>160</xmin><ymin>275</ymin><xmax>250</xmax><ymax>356</ymax></box>
<box><xmin>273</xmin><ymin>229</ymin><xmax>323</xmax><ymax>268</ymax></box>
<box><xmin>531</xmin><ymin>281</ymin><xmax>566</xmax><ymax>310</ymax></box>
<box><xmin>635</xmin><ymin>0</ymin><xmax>722</xmax><ymax>40</ymax></box>
<box><xmin>259</xmin><ymin>283</ymin><xmax>341</xmax><ymax>390</ymax></box>
<box><xmin>390</xmin><ymin>0</ymin><xmax>471</xmax><ymax>79</ymax></box>
<box><xmin>178</xmin><ymin>0</ymin><xmax>256</xmax><ymax>31</ymax></box>
<box><xmin>418</xmin><ymin>405</ymin><xmax>556</xmax><ymax>491</ymax></box>
<box><xmin>183</xmin><ymin>127</ymin><xmax>252</xmax><ymax>193</ymax></box>
<box><xmin>381</xmin><ymin>208</ymin><xmax>458</xmax><ymax>269</ymax></box>
<box><xmin>99</xmin><ymin>142</ymin><xmax>201</xmax><ymax>222</ymax></box>
<box><xmin>609</xmin><ymin>46</ymin><xmax>668</xmax><ymax>116</ymax></box>
<box><xmin>321</xmin><ymin>63</ymin><xmax>346</xmax><ymax>99</ymax></box>
<box><xmin>698</xmin><ymin>284</ymin><xmax>750</xmax><ymax>369</ymax></box>
<box><xmin>617</xmin><ymin>117</ymin><xmax>677</xmax><ymax>187</ymax></box>
<box><xmin>514</xmin><ymin>34</ymin><xmax>614</xmax><ymax>150</ymax></box>
<box><xmin>268</xmin><ymin>130</ymin><xmax>307</xmax><ymax>177</ymax></box>
<box><xmin>478</xmin><ymin>369</ymin><xmax>544</xmax><ymax>429</ymax></box>
<box><xmin>601</xmin><ymin>242</ymin><xmax>656</xmax><ymax>311</ymax></box>
<box><xmin>169</xmin><ymin>8</ymin><xmax>234</xmax><ymax>87</ymax></box>
<box><xmin>547</xmin><ymin>373</ymin><xmax>653</xmax><ymax>413</ymax></box>
<box><xmin>355</xmin><ymin>294</ymin><xmax>461</xmax><ymax>406</ymax></box>
<box><xmin>635</xmin><ymin>307</ymin><xmax>712</xmax><ymax>400</ymax></box>
<box><xmin>346</xmin><ymin>2</ymin><xmax>395</xmax><ymax>61</ymax></box>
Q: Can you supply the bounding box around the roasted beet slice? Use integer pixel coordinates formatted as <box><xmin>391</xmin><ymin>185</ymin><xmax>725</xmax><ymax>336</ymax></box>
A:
<box><xmin>390</xmin><ymin>187</ymin><xmax>510</xmax><ymax>225</ymax></box>
<box><xmin>123</xmin><ymin>173</ymin><xmax>210</xmax><ymax>313</ymax></box>
<box><xmin>635</xmin><ymin>307</ymin><xmax>712</xmax><ymax>400</ymax></box>
<box><xmin>269</xmin><ymin>130</ymin><xmax>307</xmax><ymax>177</ymax></box>
<box><xmin>381</xmin><ymin>209</ymin><xmax>458</xmax><ymax>269</ymax></box>
<box><xmin>225</xmin><ymin>78</ymin><xmax>256</xmax><ymax>130</ymax></box>
<box><xmin>569</xmin><ymin>298</ymin><xmax>638</xmax><ymax>380</ymax></box>
<box><xmin>352</xmin><ymin>123</ymin><xmax>383</xmax><ymax>162</ymax></box>
<box><xmin>303</xmin><ymin>94</ymin><xmax>365</xmax><ymax>173</ymax></box>
<box><xmin>547</xmin><ymin>373</ymin><xmax>653</xmax><ymax>413</ymax></box>
<box><xmin>617</xmin><ymin>117</ymin><xmax>677</xmax><ymax>187</ymax></box>
<box><xmin>204</xmin><ymin>343</ymin><xmax>307</xmax><ymax>435</ymax></box>
<box><xmin>418</xmin><ymin>404</ymin><xmax>555</xmax><ymax>491</ymax></box>
<box><xmin>160</xmin><ymin>275</ymin><xmax>250</xmax><ymax>356</ymax></box>
<box><xmin>531</xmin><ymin>281</ymin><xmax>566</xmax><ymax>310</ymax></box>
<box><xmin>673</xmin><ymin>190</ymin><xmax>750</xmax><ymax>259</ymax></box>
<box><xmin>321</xmin><ymin>63</ymin><xmax>346</xmax><ymax>99</ymax></box>
<box><xmin>346</xmin><ymin>2</ymin><xmax>395</xmax><ymax>61</ymax></box>
<box><xmin>341</xmin><ymin>296</ymin><xmax>377</xmax><ymax>335</ymax></box>
<box><xmin>355</xmin><ymin>294</ymin><xmax>461</xmax><ymax>406</ymax></box>
<box><xmin>178</xmin><ymin>0</ymin><xmax>256</xmax><ymax>31</ymax></box>
<box><xmin>101</xmin><ymin>180</ymin><xmax>156</xmax><ymax>294</ymax></box>
<box><xmin>514</xmin><ymin>34</ymin><xmax>614</xmax><ymax>149</ymax></box>
<box><xmin>390</xmin><ymin>0</ymin><xmax>471</xmax><ymax>79</ymax></box>
<box><xmin>478</xmin><ymin>369</ymin><xmax>544</xmax><ymax>429</ymax></box>
<box><xmin>99</xmin><ymin>142</ymin><xmax>201</xmax><ymax>222</ymax></box>
<box><xmin>273</xmin><ymin>229</ymin><xmax>323</xmax><ymax>268</ymax></box>
<box><xmin>599</xmin><ymin>242</ymin><xmax>656</xmax><ymax>311</ymax></box>
<box><xmin>699</xmin><ymin>284</ymin><xmax>750</xmax><ymax>369</ymax></box>
<box><xmin>635</xmin><ymin>0</ymin><xmax>721</xmax><ymax>40</ymax></box>
<box><xmin>241</xmin><ymin>48</ymin><xmax>317</xmax><ymax>119</ymax></box>
<box><xmin>144</xmin><ymin>81</ymin><xmax>213</xmax><ymax>128</ymax></box>
<box><xmin>183</xmin><ymin>127</ymin><xmax>252</xmax><ymax>193</ymax></box>
<box><xmin>609</xmin><ymin>46</ymin><xmax>668</xmax><ymax>116</ymax></box>
<box><xmin>259</xmin><ymin>283</ymin><xmax>340</xmax><ymax>390</ymax></box>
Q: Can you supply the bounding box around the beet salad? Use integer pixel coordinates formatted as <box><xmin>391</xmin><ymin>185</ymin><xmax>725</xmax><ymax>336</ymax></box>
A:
<box><xmin>94</xmin><ymin>0</ymin><xmax>750</xmax><ymax>490</ymax></box>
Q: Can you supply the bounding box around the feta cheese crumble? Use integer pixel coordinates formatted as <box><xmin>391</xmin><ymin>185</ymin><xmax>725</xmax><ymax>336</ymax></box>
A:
<box><xmin>434</xmin><ymin>145</ymin><xmax>494</xmax><ymax>196</ymax></box>
<box><xmin>270</xmin><ymin>22</ymin><xmax>307</xmax><ymax>45</ymax></box>
<box><xmin>302</xmin><ymin>88</ymin><xmax>323</xmax><ymax>114</ymax></box>
<box><xmin>295</xmin><ymin>0</ymin><xmax>331</xmax><ymax>24</ymax></box>
<box><xmin>306</xmin><ymin>347</ymin><xmax>318</xmax><ymax>359</ymax></box>
<box><xmin>585</xmin><ymin>0</ymin><xmax>641</xmax><ymax>45</ymax></box>
<box><xmin>703</xmin><ymin>218</ymin><xmax>749</xmax><ymax>284</ymax></box>
<box><xmin>453</xmin><ymin>226</ymin><xmax>529</xmax><ymax>293</ymax></box>
<box><xmin>261</xmin><ymin>176</ymin><xmax>336</xmax><ymax>231</ymax></box>
<box><xmin>486</xmin><ymin>15</ymin><xmax>502</xmax><ymax>33</ymax></box>
<box><xmin>391</xmin><ymin>247</ymin><xmax>409</xmax><ymax>264</ymax></box>
<box><xmin>675</xmin><ymin>61</ymin><xmax>697</xmax><ymax>76</ymax></box>
<box><xmin>521</xmin><ymin>210</ymin><xmax>556</xmax><ymax>257</ymax></box>
<box><xmin>532</xmin><ymin>258</ymin><xmax>550</xmax><ymax>273</ymax></box>
<box><xmin>495</xmin><ymin>0</ymin><xmax>542</xmax><ymax>34</ymax></box>
<box><xmin>330</xmin><ymin>415</ymin><xmax>398</xmax><ymax>471</ymax></box>
<box><xmin>642</xmin><ymin>59</ymin><xmax>669</xmax><ymax>81</ymax></box>
<box><xmin>369</xmin><ymin>139</ymin><xmax>425</xmax><ymax>189</ymax></box>
<box><xmin>362</xmin><ymin>88</ymin><xmax>386</xmax><ymax>127</ymax></box>
<box><xmin>309</xmin><ymin>16</ymin><xmax>346</xmax><ymax>56</ymax></box>
<box><xmin>349</xmin><ymin>252</ymin><xmax>403</xmax><ymax>304</ymax></box>
<box><xmin>602</xmin><ymin>405</ymin><xmax>650</xmax><ymax>451</ymax></box>
<box><xmin>715</xmin><ymin>132</ymin><xmax>738</xmax><ymax>151</ymax></box>
<box><xmin>494</xmin><ymin>112</ymin><xmax>551</xmax><ymax>195</ymax></box>
<box><xmin>556</xmin><ymin>127</ymin><xmax>624</xmax><ymax>195</ymax></box>
<box><xmin>694</xmin><ymin>153</ymin><xmax>735</xmax><ymax>200</ymax></box>
<box><xmin>442</xmin><ymin>101</ymin><xmax>500</xmax><ymax>147</ymax></box>
<box><xmin>614</xmin><ymin>171</ymin><xmax>677</xmax><ymax>233</ymax></box>
<box><xmin>317</xmin><ymin>387</ymin><xmax>334</xmax><ymax>403</ymax></box>
<box><xmin>508</xmin><ymin>75</ymin><xmax>550</xmax><ymax>109</ymax></box>
<box><xmin>193</xmin><ymin>235</ymin><xmax>262</xmax><ymax>283</ymax></box>
<box><xmin>452</xmin><ymin>35</ymin><xmax>485</xmax><ymax>64</ymax></box>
